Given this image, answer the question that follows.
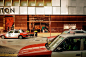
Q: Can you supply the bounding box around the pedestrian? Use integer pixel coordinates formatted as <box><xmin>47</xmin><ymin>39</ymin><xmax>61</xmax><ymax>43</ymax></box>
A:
<box><xmin>34</xmin><ymin>30</ymin><xmax>38</xmax><ymax>37</ymax></box>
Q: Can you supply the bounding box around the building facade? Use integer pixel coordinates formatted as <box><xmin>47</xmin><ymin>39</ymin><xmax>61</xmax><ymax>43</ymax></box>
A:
<box><xmin>0</xmin><ymin>0</ymin><xmax>86</xmax><ymax>33</ymax></box>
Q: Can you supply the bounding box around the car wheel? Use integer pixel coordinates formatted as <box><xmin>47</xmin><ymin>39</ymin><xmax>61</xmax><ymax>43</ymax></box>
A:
<box><xmin>1</xmin><ymin>35</ymin><xmax>5</xmax><ymax>39</ymax></box>
<box><xmin>18</xmin><ymin>35</ymin><xmax>23</xmax><ymax>39</ymax></box>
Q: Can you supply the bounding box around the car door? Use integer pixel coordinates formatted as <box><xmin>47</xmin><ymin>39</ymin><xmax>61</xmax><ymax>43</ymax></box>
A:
<box><xmin>8</xmin><ymin>30</ymin><xmax>14</xmax><ymax>37</ymax></box>
<box><xmin>14</xmin><ymin>30</ymin><xmax>20</xmax><ymax>37</ymax></box>
<box><xmin>82</xmin><ymin>37</ymin><xmax>86</xmax><ymax>57</ymax></box>
<box><xmin>51</xmin><ymin>37</ymin><xmax>82</xmax><ymax>57</ymax></box>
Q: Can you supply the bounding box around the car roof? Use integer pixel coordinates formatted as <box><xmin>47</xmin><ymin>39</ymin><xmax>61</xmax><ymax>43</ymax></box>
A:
<box><xmin>64</xmin><ymin>30</ymin><xmax>84</xmax><ymax>32</ymax></box>
<box><xmin>59</xmin><ymin>33</ymin><xmax>86</xmax><ymax>38</ymax></box>
<box><xmin>9</xmin><ymin>29</ymin><xmax>20</xmax><ymax>31</ymax></box>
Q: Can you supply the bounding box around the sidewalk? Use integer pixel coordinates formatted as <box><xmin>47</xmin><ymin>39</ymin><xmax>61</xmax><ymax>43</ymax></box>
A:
<box><xmin>38</xmin><ymin>33</ymin><xmax>61</xmax><ymax>37</ymax></box>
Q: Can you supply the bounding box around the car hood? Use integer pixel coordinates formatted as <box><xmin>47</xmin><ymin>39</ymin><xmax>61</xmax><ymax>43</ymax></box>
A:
<box><xmin>47</xmin><ymin>36</ymin><xmax>56</xmax><ymax>39</ymax></box>
<box><xmin>18</xmin><ymin>43</ymin><xmax>52</xmax><ymax>56</ymax></box>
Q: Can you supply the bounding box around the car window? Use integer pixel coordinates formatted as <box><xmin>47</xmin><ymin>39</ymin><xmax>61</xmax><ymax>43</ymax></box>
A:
<box><xmin>75</xmin><ymin>31</ymin><xmax>84</xmax><ymax>33</ymax></box>
<box><xmin>55</xmin><ymin>37</ymin><xmax>81</xmax><ymax>51</ymax></box>
<box><xmin>14</xmin><ymin>31</ymin><xmax>20</xmax><ymax>33</ymax></box>
<box><xmin>9</xmin><ymin>31</ymin><xmax>13</xmax><ymax>33</ymax></box>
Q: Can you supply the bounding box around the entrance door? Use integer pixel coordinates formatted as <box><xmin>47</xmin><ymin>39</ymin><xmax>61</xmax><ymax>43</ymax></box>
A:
<box><xmin>5</xmin><ymin>16</ymin><xmax>14</xmax><ymax>32</ymax></box>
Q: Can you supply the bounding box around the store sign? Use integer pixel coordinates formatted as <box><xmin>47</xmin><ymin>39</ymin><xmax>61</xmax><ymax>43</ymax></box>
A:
<box><xmin>0</xmin><ymin>7</ymin><xmax>19</xmax><ymax>15</ymax></box>
<box><xmin>0</xmin><ymin>8</ymin><xmax>15</xmax><ymax>13</ymax></box>
<box><xmin>0</xmin><ymin>6</ymin><xmax>53</xmax><ymax>15</ymax></box>
<box><xmin>64</xmin><ymin>24</ymin><xmax>76</xmax><ymax>29</ymax></box>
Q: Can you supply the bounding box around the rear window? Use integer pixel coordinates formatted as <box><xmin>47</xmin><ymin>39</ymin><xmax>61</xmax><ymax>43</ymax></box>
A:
<box><xmin>75</xmin><ymin>31</ymin><xmax>84</xmax><ymax>33</ymax></box>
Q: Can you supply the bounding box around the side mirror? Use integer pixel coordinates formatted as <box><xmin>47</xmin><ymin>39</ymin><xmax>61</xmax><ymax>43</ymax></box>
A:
<box><xmin>57</xmin><ymin>47</ymin><xmax>62</xmax><ymax>52</ymax></box>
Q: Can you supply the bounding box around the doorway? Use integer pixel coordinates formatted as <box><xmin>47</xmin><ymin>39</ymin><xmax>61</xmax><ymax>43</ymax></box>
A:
<box><xmin>28</xmin><ymin>15</ymin><xmax>50</xmax><ymax>33</ymax></box>
<box><xmin>5</xmin><ymin>16</ymin><xmax>14</xmax><ymax>32</ymax></box>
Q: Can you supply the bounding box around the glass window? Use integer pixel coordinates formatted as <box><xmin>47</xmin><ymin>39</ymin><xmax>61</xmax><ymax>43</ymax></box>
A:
<box><xmin>56</xmin><ymin>37</ymin><xmax>81</xmax><ymax>51</ymax></box>
<box><xmin>14</xmin><ymin>31</ymin><xmax>20</xmax><ymax>33</ymax></box>
<box><xmin>9</xmin><ymin>31</ymin><xmax>13</xmax><ymax>33</ymax></box>
<box><xmin>75</xmin><ymin>31</ymin><xmax>84</xmax><ymax>33</ymax></box>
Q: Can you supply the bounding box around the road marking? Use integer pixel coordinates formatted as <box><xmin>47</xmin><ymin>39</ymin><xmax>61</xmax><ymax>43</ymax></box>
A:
<box><xmin>0</xmin><ymin>54</ymin><xmax>18</xmax><ymax>56</ymax></box>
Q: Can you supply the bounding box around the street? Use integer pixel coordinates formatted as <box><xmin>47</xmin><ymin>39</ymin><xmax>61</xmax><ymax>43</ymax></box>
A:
<box><xmin>0</xmin><ymin>37</ymin><xmax>47</xmax><ymax>57</ymax></box>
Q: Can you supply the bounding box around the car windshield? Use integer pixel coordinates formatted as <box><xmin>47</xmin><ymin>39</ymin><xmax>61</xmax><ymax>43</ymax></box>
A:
<box><xmin>19</xmin><ymin>30</ymin><xmax>24</xmax><ymax>33</ymax></box>
<box><xmin>21</xmin><ymin>30</ymin><xmax>24</xmax><ymax>32</ymax></box>
<box><xmin>46</xmin><ymin>36</ymin><xmax>64</xmax><ymax>51</ymax></box>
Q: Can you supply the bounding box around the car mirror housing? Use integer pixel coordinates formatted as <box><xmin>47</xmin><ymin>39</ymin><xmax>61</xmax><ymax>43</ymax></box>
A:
<box><xmin>57</xmin><ymin>47</ymin><xmax>62</xmax><ymax>52</ymax></box>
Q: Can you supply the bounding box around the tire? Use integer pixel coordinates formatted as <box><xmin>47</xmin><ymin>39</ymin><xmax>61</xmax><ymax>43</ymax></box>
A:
<box><xmin>18</xmin><ymin>35</ymin><xmax>23</xmax><ymax>39</ymax></box>
<box><xmin>1</xmin><ymin>35</ymin><xmax>5</xmax><ymax>39</ymax></box>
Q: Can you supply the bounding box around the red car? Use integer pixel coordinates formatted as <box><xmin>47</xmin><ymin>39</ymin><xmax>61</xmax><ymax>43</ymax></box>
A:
<box><xmin>18</xmin><ymin>43</ymin><xmax>52</xmax><ymax>57</ymax></box>
<box><xmin>0</xmin><ymin>29</ymin><xmax>28</xmax><ymax>39</ymax></box>
<box><xmin>18</xmin><ymin>33</ymin><xmax>86</xmax><ymax>57</ymax></box>
<box><xmin>47</xmin><ymin>36</ymin><xmax>56</xmax><ymax>42</ymax></box>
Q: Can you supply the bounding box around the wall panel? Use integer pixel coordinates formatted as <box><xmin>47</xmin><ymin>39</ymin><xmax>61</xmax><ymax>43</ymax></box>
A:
<box><xmin>15</xmin><ymin>15</ymin><xmax>27</xmax><ymax>31</ymax></box>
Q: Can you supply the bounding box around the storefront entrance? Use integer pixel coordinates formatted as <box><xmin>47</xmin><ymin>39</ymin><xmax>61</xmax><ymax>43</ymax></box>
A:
<box><xmin>5</xmin><ymin>16</ymin><xmax>14</xmax><ymax>32</ymax></box>
<box><xmin>28</xmin><ymin>15</ymin><xmax>50</xmax><ymax>33</ymax></box>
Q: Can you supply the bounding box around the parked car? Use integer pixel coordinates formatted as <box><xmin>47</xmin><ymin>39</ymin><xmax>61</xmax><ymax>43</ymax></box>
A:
<box><xmin>18</xmin><ymin>33</ymin><xmax>86</xmax><ymax>57</ymax></box>
<box><xmin>47</xmin><ymin>30</ymin><xmax>86</xmax><ymax>42</ymax></box>
<box><xmin>1</xmin><ymin>29</ymin><xmax>28</xmax><ymax>39</ymax></box>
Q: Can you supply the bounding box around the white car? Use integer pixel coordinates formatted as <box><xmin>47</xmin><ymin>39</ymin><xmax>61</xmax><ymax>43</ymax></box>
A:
<box><xmin>18</xmin><ymin>33</ymin><xmax>86</xmax><ymax>57</ymax></box>
<box><xmin>1</xmin><ymin>29</ymin><xmax>28</xmax><ymax>39</ymax></box>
